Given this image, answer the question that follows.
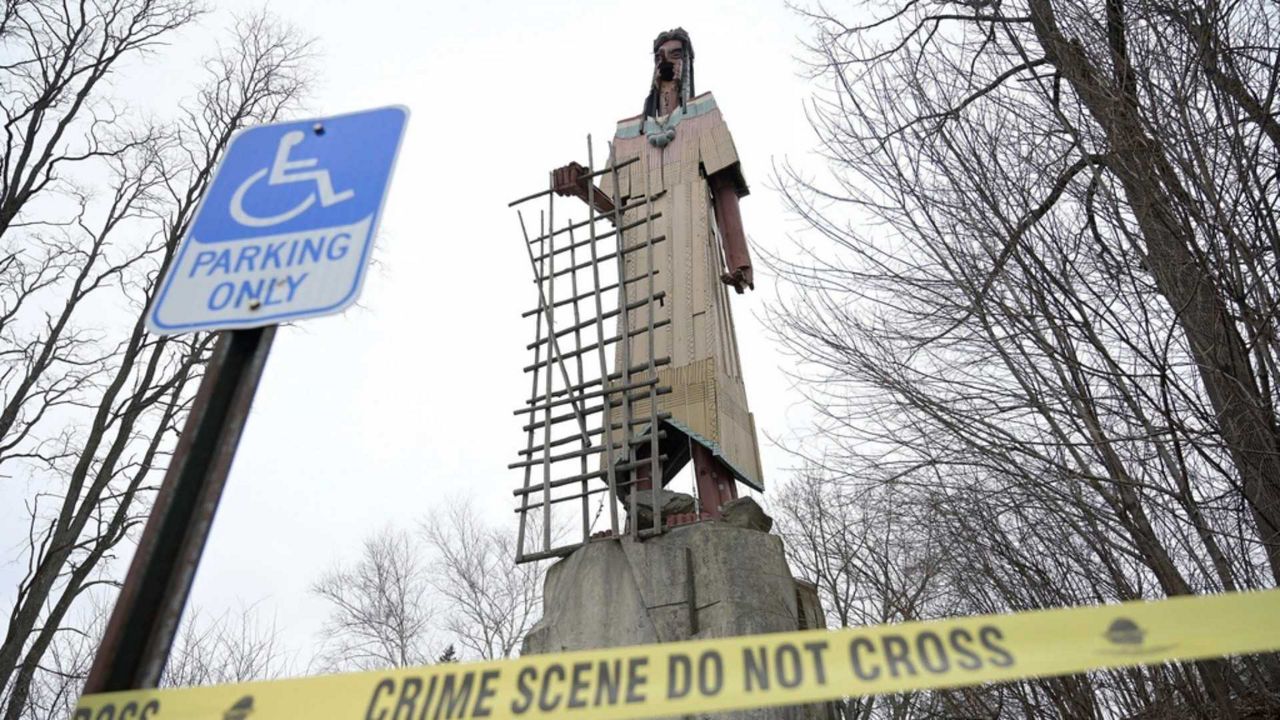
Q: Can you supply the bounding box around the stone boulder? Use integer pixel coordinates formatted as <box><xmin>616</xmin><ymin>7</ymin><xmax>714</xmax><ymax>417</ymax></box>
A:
<box><xmin>720</xmin><ymin>496</ymin><xmax>773</xmax><ymax>532</ymax></box>
<box><xmin>625</xmin><ymin>488</ymin><xmax>696</xmax><ymax>529</ymax></box>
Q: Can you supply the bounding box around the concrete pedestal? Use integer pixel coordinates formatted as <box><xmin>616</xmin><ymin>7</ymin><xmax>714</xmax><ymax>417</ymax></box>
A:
<box><xmin>522</xmin><ymin>522</ymin><xmax>833</xmax><ymax>719</ymax></box>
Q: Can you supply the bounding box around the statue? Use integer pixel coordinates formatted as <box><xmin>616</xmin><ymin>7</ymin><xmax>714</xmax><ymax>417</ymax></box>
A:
<box><xmin>552</xmin><ymin>27</ymin><xmax>763</xmax><ymax>520</ymax></box>
<box><xmin>516</xmin><ymin>40</ymin><xmax>832</xmax><ymax>720</ymax></box>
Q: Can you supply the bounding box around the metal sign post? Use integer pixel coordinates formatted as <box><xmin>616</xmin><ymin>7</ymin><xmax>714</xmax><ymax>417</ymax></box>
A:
<box><xmin>85</xmin><ymin>105</ymin><xmax>408</xmax><ymax>693</ymax></box>
<box><xmin>83</xmin><ymin>326</ymin><xmax>275</xmax><ymax>692</ymax></box>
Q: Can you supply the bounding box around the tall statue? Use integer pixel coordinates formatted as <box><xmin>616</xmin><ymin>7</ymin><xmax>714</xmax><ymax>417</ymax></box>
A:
<box><xmin>552</xmin><ymin>27</ymin><xmax>763</xmax><ymax>519</ymax></box>
<box><xmin>518</xmin><ymin>37</ymin><xmax>830</xmax><ymax>708</ymax></box>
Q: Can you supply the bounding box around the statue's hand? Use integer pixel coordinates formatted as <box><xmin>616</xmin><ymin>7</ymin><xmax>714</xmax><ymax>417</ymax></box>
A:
<box><xmin>551</xmin><ymin>161</ymin><xmax>615</xmax><ymax>215</ymax></box>
<box><xmin>721</xmin><ymin>266</ymin><xmax>755</xmax><ymax>294</ymax></box>
<box><xmin>552</xmin><ymin>162</ymin><xmax>590</xmax><ymax>198</ymax></box>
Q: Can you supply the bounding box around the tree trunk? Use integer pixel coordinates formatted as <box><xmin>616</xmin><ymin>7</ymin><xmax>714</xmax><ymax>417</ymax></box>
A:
<box><xmin>1029</xmin><ymin>0</ymin><xmax>1280</xmax><ymax>585</ymax></box>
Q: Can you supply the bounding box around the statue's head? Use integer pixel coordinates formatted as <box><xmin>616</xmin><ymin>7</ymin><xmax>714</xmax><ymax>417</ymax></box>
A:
<box><xmin>643</xmin><ymin>27</ymin><xmax>694</xmax><ymax>118</ymax></box>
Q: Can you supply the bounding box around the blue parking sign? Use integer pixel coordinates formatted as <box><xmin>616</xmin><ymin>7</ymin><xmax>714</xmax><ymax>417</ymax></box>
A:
<box><xmin>146</xmin><ymin>106</ymin><xmax>409</xmax><ymax>334</ymax></box>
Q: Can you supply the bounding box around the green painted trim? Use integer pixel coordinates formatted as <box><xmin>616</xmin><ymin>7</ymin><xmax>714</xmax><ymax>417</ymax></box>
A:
<box><xmin>615</xmin><ymin>93</ymin><xmax>719</xmax><ymax>140</ymax></box>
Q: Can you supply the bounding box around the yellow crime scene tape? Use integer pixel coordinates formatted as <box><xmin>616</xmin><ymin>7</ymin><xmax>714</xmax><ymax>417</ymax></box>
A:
<box><xmin>76</xmin><ymin>589</ymin><xmax>1280</xmax><ymax>719</ymax></box>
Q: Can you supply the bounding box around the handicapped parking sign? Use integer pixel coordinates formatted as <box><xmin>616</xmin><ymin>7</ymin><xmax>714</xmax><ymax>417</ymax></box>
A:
<box><xmin>147</xmin><ymin>106</ymin><xmax>409</xmax><ymax>334</ymax></box>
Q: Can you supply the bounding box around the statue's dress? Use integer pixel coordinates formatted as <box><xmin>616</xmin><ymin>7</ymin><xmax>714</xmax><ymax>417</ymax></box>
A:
<box><xmin>603</xmin><ymin>92</ymin><xmax>764</xmax><ymax>490</ymax></box>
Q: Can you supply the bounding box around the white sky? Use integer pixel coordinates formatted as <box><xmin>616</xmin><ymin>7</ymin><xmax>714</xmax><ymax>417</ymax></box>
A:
<box><xmin>3</xmin><ymin>0</ymin><xmax>830</xmax><ymax>666</ymax></box>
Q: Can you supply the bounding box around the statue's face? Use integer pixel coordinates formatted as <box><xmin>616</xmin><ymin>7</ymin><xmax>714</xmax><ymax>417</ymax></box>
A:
<box><xmin>654</xmin><ymin>38</ymin><xmax>686</xmax><ymax>84</ymax></box>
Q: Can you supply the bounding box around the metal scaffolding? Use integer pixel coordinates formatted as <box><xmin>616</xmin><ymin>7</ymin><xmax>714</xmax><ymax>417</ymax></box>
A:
<box><xmin>509</xmin><ymin>137</ymin><xmax>670</xmax><ymax>563</ymax></box>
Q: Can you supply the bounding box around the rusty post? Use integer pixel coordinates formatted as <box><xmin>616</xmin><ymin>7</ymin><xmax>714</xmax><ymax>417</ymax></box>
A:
<box><xmin>83</xmin><ymin>326</ymin><xmax>276</xmax><ymax>693</ymax></box>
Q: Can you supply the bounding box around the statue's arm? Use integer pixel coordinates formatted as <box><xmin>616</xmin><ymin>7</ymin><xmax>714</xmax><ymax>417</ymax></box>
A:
<box><xmin>552</xmin><ymin>162</ymin><xmax>616</xmax><ymax>215</ymax></box>
<box><xmin>709</xmin><ymin>170</ymin><xmax>753</xmax><ymax>293</ymax></box>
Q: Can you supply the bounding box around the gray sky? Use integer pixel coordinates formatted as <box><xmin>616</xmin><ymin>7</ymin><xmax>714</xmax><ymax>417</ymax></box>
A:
<box><xmin>3</xmin><ymin>0</ymin><xmax>828</xmax><ymax>664</ymax></box>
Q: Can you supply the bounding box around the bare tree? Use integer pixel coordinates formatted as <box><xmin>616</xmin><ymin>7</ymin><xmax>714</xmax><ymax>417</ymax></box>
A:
<box><xmin>313</xmin><ymin>503</ymin><xmax>544</xmax><ymax>668</ymax></box>
<box><xmin>770</xmin><ymin>0</ymin><xmax>1279</xmax><ymax>715</ymax></box>
<box><xmin>420</xmin><ymin>500</ymin><xmax>542</xmax><ymax>661</ymax></box>
<box><xmin>160</xmin><ymin>604</ymin><xmax>292</xmax><ymax>688</ymax></box>
<box><xmin>0</xmin><ymin>0</ymin><xmax>202</xmax><ymax>238</ymax></box>
<box><xmin>311</xmin><ymin>528</ymin><xmax>437</xmax><ymax>672</ymax></box>
<box><xmin>775</xmin><ymin>468</ymin><xmax>948</xmax><ymax>719</ymax></box>
<box><xmin>12</xmin><ymin>600</ymin><xmax>290</xmax><ymax>720</ymax></box>
<box><xmin>1</xmin><ymin>8</ymin><xmax>312</xmax><ymax>717</ymax></box>
<box><xmin>7</xmin><ymin>601</ymin><xmax>107</xmax><ymax>720</ymax></box>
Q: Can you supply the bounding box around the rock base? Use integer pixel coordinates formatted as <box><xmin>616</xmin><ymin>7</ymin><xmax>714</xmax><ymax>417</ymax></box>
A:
<box><xmin>522</xmin><ymin>521</ymin><xmax>833</xmax><ymax>720</ymax></box>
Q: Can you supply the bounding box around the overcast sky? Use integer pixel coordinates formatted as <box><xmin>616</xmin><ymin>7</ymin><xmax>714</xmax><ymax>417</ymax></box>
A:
<box><xmin>3</xmin><ymin>0</ymin><xmax>832</xmax><ymax>666</ymax></box>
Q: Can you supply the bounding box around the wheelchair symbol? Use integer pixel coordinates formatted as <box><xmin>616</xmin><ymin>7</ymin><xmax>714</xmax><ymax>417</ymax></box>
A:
<box><xmin>230</xmin><ymin>130</ymin><xmax>355</xmax><ymax>228</ymax></box>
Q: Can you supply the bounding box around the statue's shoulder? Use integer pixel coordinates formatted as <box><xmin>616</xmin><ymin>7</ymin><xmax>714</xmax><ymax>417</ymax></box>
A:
<box><xmin>615</xmin><ymin>114</ymin><xmax>645</xmax><ymax>139</ymax></box>
<box><xmin>683</xmin><ymin>92</ymin><xmax>720</xmax><ymax>116</ymax></box>
<box><xmin>689</xmin><ymin>91</ymin><xmax>719</xmax><ymax>109</ymax></box>
<box><xmin>614</xmin><ymin>92</ymin><xmax>721</xmax><ymax>139</ymax></box>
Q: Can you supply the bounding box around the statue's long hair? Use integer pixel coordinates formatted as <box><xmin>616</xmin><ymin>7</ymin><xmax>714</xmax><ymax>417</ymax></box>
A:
<box><xmin>642</xmin><ymin>28</ymin><xmax>694</xmax><ymax>119</ymax></box>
